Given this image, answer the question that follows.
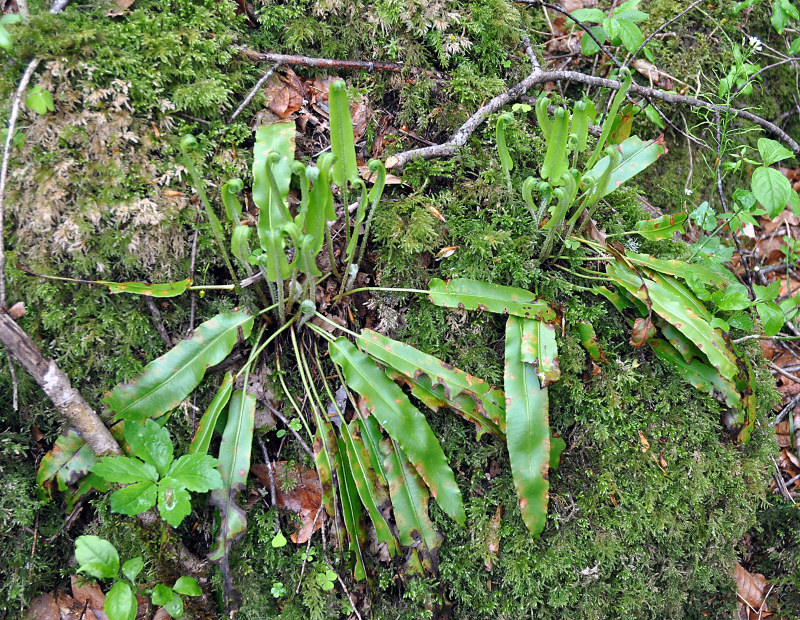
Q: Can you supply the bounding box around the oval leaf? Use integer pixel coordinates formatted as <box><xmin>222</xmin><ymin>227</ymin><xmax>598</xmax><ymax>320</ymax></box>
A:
<box><xmin>101</xmin><ymin>278</ymin><xmax>192</xmax><ymax>297</ymax></box>
<box><xmin>634</xmin><ymin>212</ymin><xmax>687</xmax><ymax>241</ymax></box>
<box><xmin>105</xmin><ymin>581</ymin><xmax>137</xmax><ymax>620</ymax></box>
<box><xmin>75</xmin><ymin>536</ymin><xmax>119</xmax><ymax>580</ymax></box>
<box><xmin>428</xmin><ymin>278</ymin><xmax>557</xmax><ymax>321</ymax></box>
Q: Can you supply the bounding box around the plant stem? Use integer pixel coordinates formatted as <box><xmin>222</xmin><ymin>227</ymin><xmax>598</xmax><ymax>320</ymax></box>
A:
<box><xmin>235</xmin><ymin>316</ymin><xmax>296</xmax><ymax>380</ymax></box>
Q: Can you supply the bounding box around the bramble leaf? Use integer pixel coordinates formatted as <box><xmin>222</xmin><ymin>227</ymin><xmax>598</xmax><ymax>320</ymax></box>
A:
<box><xmin>91</xmin><ymin>456</ymin><xmax>158</xmax><ymax>484</ymax></box>
<box><xmin>109</xmin><ymin>480</ymin><xmax>158</xmax><ymax>516</ymax></box>
<box><xmin>167</xmin><ymin>453</ymin><xmax>223</xmax><ymax>492</ymax></box>
<box><xmin>125</xmin><ymin>419</ymin><xmax>173</xmax><ymax>477</ymax></box>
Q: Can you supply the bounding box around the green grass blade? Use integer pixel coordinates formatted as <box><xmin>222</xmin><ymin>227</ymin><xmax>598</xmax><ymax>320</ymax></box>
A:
<box><xmin>189</xmin><ymin>372</ymin><xmax>234</xmax><ymax>456</ymax></box>
<box><xmin>504</xmin><ymin>316</ymin><xmax>551</xmax><ymax>537</ymax></box>
<box><xmin>428</xmin><ymin>278</ymin><xmax>557</xmax><ymax>321</ymax></box>
<box><xmin>358</xmin><ymin>329</ymin><xmax>506</xmax><ymax>437</ymax></box>
<box><xmin>335</xmin><ymin>437</ymin><xmax>367</xmax><ymax>581</ymax></box>
<box><xmin>329</xmin><ymin>338</ymin><xmax>466</xmax><ymax>525</ymax></box>
<box><xmin>341</xmin><ymin>419</ymin><xmax>399</xmax><ymax>557</ymax></box>
<box><xmin>209</xmin><ymin>390</ymin><xmax>256</xmax><ymax>562</ymax></box>
<box><xmin>104</xmin><ymin>311</ymin><xmax>253</xmax><ymax>422</ymax></box>
<box><xmin>380</xmin><ymin>437</ymin><xmax>443</xmax><ymax>573</ymax></box>
<box><xmin>329</xmin><ymin>80</ymin><xmax>359</xmax><ymax>187</ymax></box>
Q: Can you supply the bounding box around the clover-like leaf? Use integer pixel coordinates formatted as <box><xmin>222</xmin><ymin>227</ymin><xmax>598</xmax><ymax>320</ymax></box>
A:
<box><xmin>24</xmin><ymin>86</ymin><xmax>54</xmax><ymax>114</ymax></box>
<box><xmin>75</xmin><ymin>536</ymin><xmax>119</xmax><ymax>580</ymax></box>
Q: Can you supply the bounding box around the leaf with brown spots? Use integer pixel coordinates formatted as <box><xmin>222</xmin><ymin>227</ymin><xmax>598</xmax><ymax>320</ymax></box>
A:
<box><xmin>428</xmin><ymin>278</ymin><xmax>558</xmax><ymax>321</ymax></box>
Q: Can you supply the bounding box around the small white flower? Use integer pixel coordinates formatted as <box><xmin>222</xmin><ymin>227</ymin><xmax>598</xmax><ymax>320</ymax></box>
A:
<box><xmin>747</xmin><ymin>35</ymin><xmax>763</xmax><ymax>51</ymax></box>
<box><xmin>684</xmin><ymin>187</ymin><xmax>693</xmax><ymax>196</ymax></box>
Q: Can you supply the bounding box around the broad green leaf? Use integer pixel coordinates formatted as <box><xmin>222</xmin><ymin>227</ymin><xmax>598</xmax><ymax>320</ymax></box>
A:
<box><xmin>109</xmin><ymin>480</ymin><xmax>158</xmax><ymax>516</ymax></box>
<box><xmin>550</xmin><ymin>435</ymin><xmax>567</xmax><ymax>471</ymax></box>
<box><xmin>341</xmin><ymin>419</ymin><xmax>399</xmax><ymax>556</ymax></box>
<box><xmin>105</xmin><ymin>310</ymin><xmax>254</xmax><ymax>421</ymax></box>
<box><xmin>626</xmin><ymin>252</ymin><xmax>727</xmax><ymax>287</ymax></box>
<box><xmin>0</xmin><ymin>13</ymin><xmax>21</xmax><ymax>24</ymax></box>
<box><xmin>75</xmin><ymin>536</ymin><xmax>119</xmax><ymax>579</ymax></box>
<box><xmin>125</xmin><ymin>419</ymin><xmax>173</xmax><ymax>477</ymax></box>
<box><xmin>330</xmin><ymin>338</ymin><xmax>466</xmax><ymax>525</ymax></box>
<box><xmin>121</xmin><ymin>556</ymin><xmax>143</xmax><ymax>582</ymax></box>
<box><xmin>614</xmin><ymin>8</ymin><xmax>648</xmax><ymax>21</ymax></box>
<box><xmin>167</xmin><ymin>453</ymin><xmax>223</xmax><ymax>492</ymax></box>
<box><xmin>571</xmin><ymin>8</ymin><xmax>606</xmax><ymax>22</ymax></box>
<box><xmin>581</xmin><ymin>25</ymin><xmax>606</xmax><ymax>55</ymax></box>
<box><xmin>329</xmin><ymin>80</ymin><xmax>359</xmax><ymax>187</ymax></box>
<box><xmin>772</xmin><ymin>0</ymin><xmax>788</xmax><ymax>33</ymax></box>
<box><xmin>520</xmin><ymin>319</ymin><xmax>560</xmax><ymax>387</ymax></box>
<box><xmin>586</xmin><ymin>135</ymin><xmax>667</xmax><ymax>199</ymax></box>
<box><xmin>173</xmin><ymin>576</ymin><xmax>202</xmax><ymax>597</ymax></box>
<box><xmin>616</xmin><ymin>18</ymin><xmax>643</xmax><ymax>53</ymax></box>
<box><xmin>603</xmin><ymin>17</ymin><xmax>621</xmax><ymax>42</ymax></box>
<box><xmin>36</xmin><ymin>430</ymin><xmax>97</xmax><ymax>500</ymax></box>
<box><xmin>157</xmin><ymin>482</ymin><xmax>192</xmax><ymax>527</ymax></box>
<box><xmin>712</xmin><ymin>282</ymin><xmax>751</xmax><ymax>312</ymax></box>
<box><xmin>164</xmin><ymin>591</ymin><xmax>184</xmax><ymax>618</ymax></box>
<box><xmin>607</xmin><ymin>262</ymin><xmax>739</xmax><ymax>381</ymax></box>
<box><xmin>634</xmin><ymin>213</ymin><xmax>688</xmax><ymax>241</ymax></box>
<box><xmin>306</xmin><ymin>153</ymin><xmax>336</xmax><ymax>254</ymax></box>
<box><xmin>754</xmin><ymin>281</ymin><xmax>781</xmax><ymax>302</ymax></box>
<box><xmin>189</xmin><ymin>372</ymin><xmax>234</xmax><ymax>455</ymax></box>
<box><xmin>358</xmin><ymin>329</ymin><xmax>506</xmax><ymax>438</ymax></box>
<box><xmin>428</xmin><ymin>278</ymin><xmax>557</xmax><ymax>322</ymax></box>
<box><xmin>756</xmin><ymin>301</ymin><xmax>785</xmax><ymax>337</ymax></box>
<box><xmin>752</xmin><ymin>166</ymin><xmax>793</xmax><ymax>218</ymax></box>
<box><xmin>758</xmin><ymin>138</ymin><xmax>794</xmax><ymax>166</ymax></box>
<box><xmin>100</xmin><ymin>278</ymin><xmax>191</xmax><ymax>297</ymax></box>
<box><xmin>91</xmin><ymin>456</ymin><xmax>158</xmax><ymax>484</ymax></box>
<box><xmin>209</xmin><ymin>390</ymin><xmax>256</xmax><ymax>561</ymax></box>
<box><xmin>504</xmin><ymin>317</ymin><xmax>551</xmax><ymax>537</ymax></box>
<box><xmin>254</xmin><ymin>121</ymin><xmax>296</xmax><ymax>247</ymax></box>
<box><xmin>335</xmin><ymin>437</ymin><xmax>367</xmax><ymax>581</ymax></box>
<box><xmin>357</xmin><ymin>413</ymin><xmax>391</xmax><ymax>490</ymax></box>
<box><xmin>380</xmin><ymin>437</ymin><xmax>443</xmax><ymax>573</ymax></box>
<box><xmin>152</xmin><ymin>584</ymin><xmax>174</xmax><ymax>606</ymax></box>
<box><xmin>105</xmin><ymin>581</ymin><xmax>137</xmax><ymax>620</ymax></box>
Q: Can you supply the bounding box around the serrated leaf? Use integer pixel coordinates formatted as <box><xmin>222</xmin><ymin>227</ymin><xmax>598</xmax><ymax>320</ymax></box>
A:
<box><xmin>617</xmin><ymin>18</ymin><xmax>643</xmax><ymax>53</ymax></box>
<box><xmin>75</xmin><ymin>536</ymin><xmax>119</xmax><ymax>579</ymax></box>
<box><xmin>36</xmin><ymin>430</ymin><xmax>97</xmax><ymax>500</ymax></box>
<box><xmin>634</xmin><ymin>212</ymin><xmax>688</xmax><ymax>241</ymax></box>
<box><xmin>586</xmin><ymin>135</ymin><xmax>667</xmax><ymax>199</ymax></box>
<box><xmin>752</xmin><ymin>166</ymin><xmax>793</xmax><ymax>218</ymax></box>
<box><xmin>381</xmin><ymin>437</ymin><xmax>443</xmax><ymax>573</ymax></box>
<box><xmin>329</xmin><ymin>80</ymin><xmax>359</xmax><ymax>187</ymax></box>
<box><xmin>173</xmin><ymin>576</ymin><xmax>202</xmax><ymax>596</ymax></box>
<box><xmin>121</xmin><ymin>556</ymin><xmax>143</xmax><ymax>582</ymax></box>
<box><xmin>520</xmin><ymin>319</ymin><xmax>560</xmax><ymax>387</ymax></box>
<box><xmin>209</xmin><ymin>390</ymin><xmax>256</xmax><ymax>561</ymax></box>
<box><xmin>341</xmin><ymin>419</ymin><xmax>399</xmax><ymax>556</ymax></box>
<box><xmin>330</xmin><ymin>338</ymin><xmax>465</xmax><ymax>525</ymax></box>
<box><xmin>105</xmin><ymin>311</ymin><xmax>253</xmax><ymax>421</ymax></box>
<box><xmin>109</xmin><ymin>480</ymin><xmax>158</xmax><ymax>516</ymax></box>
<box><xmin>358</xmin><ymin>329</ymin><xmax>505</xmax><ymax>438</ymax></box>
<box><xmin>167</xmin><ymin>453</ymin><xmax>223</xmax><ymax>492</ymax></box>
<box><xmin>100</xmin><ymin>278</ymin><xmax>191</xmax><ymax>297</ymax></box>
<box><xmin>91</xmin><ymin>456</ymin><xmax>158</xmax><ymax>484</ymax></box>
<box><xmin>158</xmin><ymin>482</ymin><xmax>192</xmax><ymax>527</ymax></box>
<box><xmin>105</xmin><ymin>581</ymin><xmax>137</xmax><ymax>620</ymax></box>
<box><xmin>189</xmin><ymin>372</ymin><xmax>234</xmax><ymax>455</ymax></box>
<box><xmin>335</xmin><ymin>437</ymin><xmax>367</xmax><ymax>581</ymax></box>
<box><xmin>757</xmin><ymin>301</ymin><xmax>785</xmax><ymax>337</ymax></box>
<box><xmin>428</xmin><ymin>278</ymin><xmax>557</xmax><ymax>321</ymax></box>
<box><xmin>125</xmin><ymin>419</ymin><xmax>173</xmax><ymax>477</ymax></box>
<box><xmin>504</xmin><ymin>317</ymin><xmax>552</xmax><ymax>537</ymax></box>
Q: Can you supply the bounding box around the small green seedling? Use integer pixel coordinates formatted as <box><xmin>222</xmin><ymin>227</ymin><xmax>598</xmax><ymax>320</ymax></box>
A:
<box><xmin>75</xmin><ymin>535</ymin><xmax>201</xmax><ymax>619</ymax></box>
<box><xmin>24</xmin><ymin>85</ymin><xmax>54</xmax><ymax>114</ymax></box>
<box><xmin>91</xmin><ymin>419</ymin><xmax>222</xmax><ymax>527</ymax></box>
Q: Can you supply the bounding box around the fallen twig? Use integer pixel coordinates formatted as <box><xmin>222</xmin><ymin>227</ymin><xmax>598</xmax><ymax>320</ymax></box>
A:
<box><xmin>386</xmin><ymin>67</ymin><xmax>800</xmax><ymax>170</ymax></box>
<box><xmin>228</xmin><ymin>61</ymin><xmax>281</xmax><ymax>124</ymax></box>
<box><xmin>234</xmin><ymin>46</ymin><xmax>442</xmax><ymax>77</ymax></box>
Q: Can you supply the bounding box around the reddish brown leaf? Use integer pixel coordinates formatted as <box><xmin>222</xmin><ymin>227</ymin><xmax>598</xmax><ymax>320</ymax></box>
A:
<box><xmin>629</xmin><ymin>316</ymin><xmax>655</xmax><ymax>348</ymax></box>
<box><xmin>8</xmin><ymin>301</ymin><xmax>25</xmax><ymax>318</ymax></box>
<box><xmin>70</xmin><ymin>575</ymin><xmax>105</xmax><ymax>613</ymax></box>
<box><xmin>56</xmin><ymin>591</ymin><xmax>99</xmax><ymax>620</ymax></box>
<box><xmin>25</xmin><ymin>593</ymin><xmax>59</xmax><ymax>620</ymax></box>
<box><xmin>264</xmin><ymin>79</ymin><xmax>303</xmax><ymax>119</ymax></box>
<box><xmin>734</xmin><ymin>561</ymin><xmax>772</xmax><ymax>617</ymax></box>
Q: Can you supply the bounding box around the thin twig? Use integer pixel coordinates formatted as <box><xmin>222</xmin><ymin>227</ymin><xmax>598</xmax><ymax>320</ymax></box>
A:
<box><xmin>771</xmin><ymin>453</ymin><xmax>796</xmax><ymax>504</ymax></box>
<box><xmin>295</xmin><ymin>506</ymin><xmax>323</xmax><ymax>595</ymax></box>
<box><xmin>7</xmin><ymin>354</ymin><xmax>17</xmax><ymax>411</ymax></box>
<box><xmin>234</xmin><ymin>46</ymin><xmax>441</xmax><ymax>77</ymax></box>
<box><xmin>28</xmin><ymin>514</ymin><xmax>38</xmax><ymax>584</ymax></box>
<box><xmin>228</xmin><ymin>62</ymin><xmax>281</xmax><ymax>124</ymax></box>
<box><xmin>768</xmin><ymin>361</ymin><xmax>800</xmax><ymax>384</ymax></box>
<box><xmin>627</xmin><ymin>0</ymin><xmax>704</xmax><ymax>68</ymax></box>
<box><xmin>773</xmin><ymin>392</ymin><xmax>800</xmax><ymax>426</ymax></box>
<box><xmin>335</xmin><ymin>570</ymin><xmax>363</xmax><ymax>620</ymax></box>
<box><xmin>145</xmin><ymin>297</ymin><xmax>171</xmax><ymax>348</ymax></box>
<box><xmin>265</xmin><ymin>402</ymin><xmax>314</xmax><ymax>457</ymax></box>
<box><xmin>386</xmin><ymin>67</ymin><xmax>800</xmax><ymax>170</ymax></box>
<box><xmin>521</xmin><ymin>35</ymin><xmax>540</xmax><ymax>71</ymax></box>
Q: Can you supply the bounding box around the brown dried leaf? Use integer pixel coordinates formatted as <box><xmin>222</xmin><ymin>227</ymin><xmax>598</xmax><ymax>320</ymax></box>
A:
<box><xmin>775</xmin><ymin>412</ymin><xmax>800</xmax><ymax>448</ymax></box>
<box><xmin>8</xmin><ymin>301</ymin><xmax>25</xmax><ymax>318</ymax></box>
<box><xmin>631</xmin><ymin>59</ymin><xmax>674</xmax><ymax>90</ymax></box>
<box><xmin>264</xmin><ymin>79</ymin><xmax>303</xmax><ymax>119</ymax></box>
<box><xmin>638</xmin><ymin>431</ymin><xmax>650</xmax><ymax>453</ymax></box>
<box><xmin>357</xmin><ymin>165</ymin><xmax>403</xmax><ymax>186</ymax></box>
<box><xmin>24</xmin><ymin>593</ymin><xmax>59</xmax><ymax>620</ymax></box>
<box><xmin>56</xmin><ymin>591</ymin><xmax>99</xmax><ymax>620</ymax></box>
<box><xmin>70</xmin><ymin>575</ymin><xmax>105</xmax><ymax>613</ymax></box>
<box><xmin>251</xmin><ymin>461</ymin><xmax>323</xmax><ymax>544</ymax></box>
<box><xmin>629</xmin><ymin>316</ymin><xmax>655</xmax><ymax>348</ymax></box>
<box><xmin>734</xmin><ymin>561</ymin><xmax>771</xmax><ymax>616</ymax></box>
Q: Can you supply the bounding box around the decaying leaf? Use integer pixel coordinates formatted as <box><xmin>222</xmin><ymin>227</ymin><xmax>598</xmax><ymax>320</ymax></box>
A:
<box><xmin>733</xmin><ymin>561</ymin><xmax>772</xmax><ymax>617</ymax></box>
<box><xmin>484</xmin><ymin>505</ymin><xmax>502</xmax><ymax>571</ymax></box>
<box><xmin>629</xmin><ymin>315</ymin><xmax>656</xmax><ymax>348</ymax></box>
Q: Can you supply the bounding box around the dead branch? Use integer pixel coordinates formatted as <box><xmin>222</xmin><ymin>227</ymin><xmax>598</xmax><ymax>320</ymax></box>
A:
<box><xmin>386</xmin><ymin>67</ymin><xmax>800</xmax><ymax>170</ymax></box>
<box><xmin>233</xmin><ymin>46</ymin><xmax>442</xmax><ymax>77</ymax></box>
<box><xmin>228</xmin><ymin>61</ymin><xmax>281</xmax><ymax>124</ymax></box>
<box><xmin>0</xmin><ymin>309</ymin><xmax>121</xmax><ymax>455</ymax></box>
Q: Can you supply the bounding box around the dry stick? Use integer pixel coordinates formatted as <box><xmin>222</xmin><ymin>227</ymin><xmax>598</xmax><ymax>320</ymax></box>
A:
<box><xmin>771</xmin><ymin>454</ymin><xmax>796</xmax><ymax>504</ymax></box>
<box><xmin>626</xmin><ymin>0</ymin><xmax>704</xmax><ymax>68</ymax></box>
<box><xmin>228</xmin><ymin>61</ymin><xmax>281</xmax><ymax>124</ymax></box>
<box><xmin>386</xmin><ymin>68</ymin><xmax>800</xmax><ymax>170</ymax></box>
<box><xmin>0</xmin><ymin>309</ymin><xmax>121</xmax><ymax>454</ymax></box>
<box><xmin>145</xmin><ymin>297</ymin><xmax>172</xmax><ymax>347</ymax></box>
<box><xmin>335</xmin><ymin>571</ymin><xmax>364</xmax><ymax>620</ymax></box>
<box><xmin>234</xmin><ymin>46</ymin><xmax>442</xmax><ymax>78</ymax></box>
<box><xmin>768</xmin><ymin>361</ymin><xmax>800</xmax><ymax>385</ymax></box>
<box><xmin>264</xmin><ymin>401</ymin><xmax>314</xmax><ymax>457</ymax></box>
